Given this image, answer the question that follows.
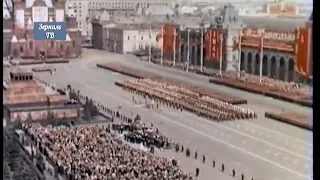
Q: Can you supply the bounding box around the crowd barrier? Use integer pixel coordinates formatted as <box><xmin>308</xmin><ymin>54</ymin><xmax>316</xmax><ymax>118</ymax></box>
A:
<box><xmin>265</xmin><ymin>112</ymin><xmax>312</xmax><ymax>131</ymax></box>
<box><xmin>97</xmin><ymin>63</ymin><xmax>247</xmax><ymax>105</ymax></box>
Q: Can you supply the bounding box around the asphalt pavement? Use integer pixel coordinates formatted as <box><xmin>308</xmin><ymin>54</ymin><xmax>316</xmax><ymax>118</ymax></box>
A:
<box><xmin>23</xmin><ymin>52</ymin><xmax>313</xmax><ymax>180</ymax></box>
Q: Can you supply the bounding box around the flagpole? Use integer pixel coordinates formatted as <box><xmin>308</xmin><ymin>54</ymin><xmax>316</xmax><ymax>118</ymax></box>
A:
<box><xmin>173</xmin><ymin>28</ymin><xmax>176</xmax><ymax>67</ymax></box>
<box><xmin>186</xmin><ymin>29</ymin><xmax>190</xmax><ymax>72</ymax></box>
<box><xmin>259</xmin><ymin>29</ymin><xmax>265</xmax><ymax>83</ymax></box>
<box><xmin>200</xmin><ymin>27</ymin><xmax>204</xmax><ymax>72</ymax></box>
<box><xmin>160</xmin><ymin>26</ymin><xmax>164</xmax><ymax>66</ymax></box>
<box><xmin>219</xmin><ymin>33</ymin><xmax>223</xmax><ymax>75</ymax></box>
<box><xmin>238</xmin><ymin>29</ymin><xmax>242</xmax><ymax>78</ymax></box>
<box><xmin>148</xmin><ymin>26</ymin><xmax>151</xmax><ymax>63</ymax></box>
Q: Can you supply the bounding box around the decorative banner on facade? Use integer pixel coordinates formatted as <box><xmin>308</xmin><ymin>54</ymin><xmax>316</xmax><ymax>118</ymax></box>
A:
<box><xmin>204</xmin><ymin>30</ymin><xmax>211</xmax><ymax>60</ymax></box>
<box><xmin>216</xmin><ymin>30</ymin><xmax>223</xmax><ymax>61</ymax></box>
<box><xmin>33</xmin><ymin>22</ymin><xmax>66</xmax><ymax>41</ymax></box>
<box><xmin>163</xmin><ymin>24</ymin><xmax>175</xmax><ymax>55</ymax></box>
<box><xmin>207</xmin><ymin>28</ymin><xmax>221</xmax><ymax>61</ymax></box>
<box><xmin>241</xmin><ymin>28</ymin><xmax>296</xmax><ymax>52</ymax></box>
<box><xmin>295</xmin><ymin>27</ymin><xmax>310</xmax><ymax>78</ymax></box>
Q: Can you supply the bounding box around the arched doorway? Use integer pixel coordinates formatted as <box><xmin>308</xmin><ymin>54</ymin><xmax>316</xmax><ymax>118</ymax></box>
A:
<box><xmin>262</xmin><ymin>55</ymin><xmax>268</xmax><ymax>76</ymax></box>
<box><xmin>279</xmin><ymin>57</ymin><xmax>286</xmax><ymax>81</ymax></box>
<box><xmin>288</xmin><ymin>58</ymin><xmax>295</xmax><ymax>81</ymax></box>
<box><xmin>255</xmin><ymin>54</ymin><xmax>260</xmax><ymax>75</ymax></box>
<box><xmin>180</xmin><ymin>44</ymin><xmax>184</xmax><ymax>62</ymax></box>
<box><xmin>197</xmin><ymin>45</ymin><xmax>201</xmax><ymax>65</ymax></box>
<box><xmin>270</xmin><ymin>56</ymin><xmax>277</xmax><ymax>79</ymax></box>
<box><xmin>247</xmin><ymin>52</ymin><xmax>252</xmax><ymax>73</ymax></box>
<box><xmin>191</xmin><ymin>46</ymin><xmax>196</xmax><ymax>65</ymax></box>
<box><xmin>240</xmin><ymin>52</ymin><xmax>245</xmax><ymax>71</ymax></box>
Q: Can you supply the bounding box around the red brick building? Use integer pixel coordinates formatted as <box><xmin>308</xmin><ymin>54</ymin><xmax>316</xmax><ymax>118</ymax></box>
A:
<box><xmin>3</xmin><ymin>0</ymin><xmax>83</xmax><ymax>59</ymax></box>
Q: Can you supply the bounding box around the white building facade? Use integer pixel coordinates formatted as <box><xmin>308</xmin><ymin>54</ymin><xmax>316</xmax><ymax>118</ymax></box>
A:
<box><xmin>104</xmin><ymin>24</ymin><xmax>161</xmax><ymax>54</ymax></box>
<box><xmin>66</xmin><ymin>0</ymin><xmax>173</xmax><ymax>40</ymax></box>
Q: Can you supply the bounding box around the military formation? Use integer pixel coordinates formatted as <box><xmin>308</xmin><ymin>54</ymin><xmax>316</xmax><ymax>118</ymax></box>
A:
<box><xmin>119</xmin><ymin>78</ymin><xmax>257</xmax><ymax>121</ymax></box>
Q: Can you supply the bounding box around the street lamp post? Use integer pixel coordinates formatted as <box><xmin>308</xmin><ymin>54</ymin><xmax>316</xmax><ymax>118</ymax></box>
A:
<box><xmin>219</xmin><ymin>33</ymin><xmax>223</xmax><ymax>75</ymax></box>
<box><xmin>259</xmin><ymin>29</ymin><xmax>265</xmax><ymax>83</ymax></box>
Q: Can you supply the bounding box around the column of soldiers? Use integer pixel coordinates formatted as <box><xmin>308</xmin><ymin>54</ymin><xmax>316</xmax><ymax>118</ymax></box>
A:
<box><xmin>119</xmin><ymin>78</ymin><xmax>256</xmax><ymax>121</ymax></box>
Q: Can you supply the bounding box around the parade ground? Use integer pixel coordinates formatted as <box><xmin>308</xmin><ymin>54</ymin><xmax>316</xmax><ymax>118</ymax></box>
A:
<box><xmin>19</xmin><ymin>50</ymin><xmax>313</xmax><ymax>180</ymax></box>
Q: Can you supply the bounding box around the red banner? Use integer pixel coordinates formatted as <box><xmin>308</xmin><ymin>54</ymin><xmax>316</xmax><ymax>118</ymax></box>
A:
<box><xmin>205</xmin><ymin>28</ymin><xmax>222</xmax><ymax>61</ymax></box>
<box><xmin>204</xmin><ymin>30</ymin><xmax>212</xmax><ymax>60</ymax></box>
<box><xmin>163</xmin><ymin>24</ymin><xmax>176</xmax><ymax>56</ymax></box>
<box><xmin>295</xmin><ymin>27</ymin><xmax>311</xmax><ymax>78</ymax></box>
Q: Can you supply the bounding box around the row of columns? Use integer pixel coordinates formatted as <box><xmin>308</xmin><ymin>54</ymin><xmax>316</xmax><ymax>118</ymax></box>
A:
<box><xmin>166</xmin><ymin>43</ymin><xmax>296</xmax><ymax>82</ymax></box>
<box><xmin>178</xmin><ymin>44</ymin><xmax>202</xmax><ymax>66</ymax></box>
<box><xmin>241</xmin><ymin>52</ymin><xmax>295</xmax><ymax>82</ymax></box>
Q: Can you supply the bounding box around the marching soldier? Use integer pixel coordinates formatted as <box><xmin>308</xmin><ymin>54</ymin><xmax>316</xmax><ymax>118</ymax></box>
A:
<box><xmin>202</xmin><ymin>155</ymin><xmax>206</xmax><ymax>163</ymax></box>
<box><xmin>195</xmin><ymin>167</ymin><xmax>199</xmax><ymax>177</ymax></box>
<box><xmin>232</xmin><ymin>169</ymin><xmax>236</xmax><ymax>177</ymax></box>
<box><xmin>181</xmin><ymin>145</ymin><xmax>184</xmax><ymax>152</ymax></box>
<box><xmin>241</xmin><ymin>173</ymin><xmax>244</xmax><ymax>180</ymax></box>
<box><xmin>212</xmin><ymin>159</ymin><xmax>215</xmax><ymax>168</ymax></box>
<box><xmin>221</xmin><ymin>163</ymin><xmax>225</xmax><ymax>172</ymax></box>
<box><xmin>175</xmin><ymin>144</ymin><xmax>180</xmax><ymax>152</ymax></box>
<box><xmin>195</xmin><ymin>150</ymin><xmax>198</xmax><ymax>159</ymax></box>
<box><xmin>186</xmin><ymin>148</ymin><xmax>190</xmax><ymax>157</ymax></box>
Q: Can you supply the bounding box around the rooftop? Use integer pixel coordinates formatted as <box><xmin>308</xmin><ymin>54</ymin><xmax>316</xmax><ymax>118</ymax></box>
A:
<box><xmin>96</xmin><ymin>4</ymin><xmax>309</xmax><ymax>32</ymax></box>
<box><xmin>112</xmin><ymin>23</ymin><xmax>163</xmax><ymax>30</ymax></box>
<box><xmin>242</xmin><ymin>16</ymin><xmax>307</xmax><ymax>32</ymax></box>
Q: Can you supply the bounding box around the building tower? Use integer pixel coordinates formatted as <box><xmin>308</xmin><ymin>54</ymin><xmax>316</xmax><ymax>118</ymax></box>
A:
<box><xmin>217</xmin><ymin>4</ymin><xmax>245</xmax><ymax>72</ymax></box>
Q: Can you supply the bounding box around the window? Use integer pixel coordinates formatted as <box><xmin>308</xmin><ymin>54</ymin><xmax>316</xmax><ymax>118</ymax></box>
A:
<box><xmin>20</xmin><ymin>46</ymin><xmax>23</xmax><ymax>53</ymax></box>
<box><xmin>29</xmin><ymin>41</ymin><xmax>33</xmax><ymax>49</ymax></box>
<box><xmin>73</xmin><ymin>40</ymin><xmax>76</xmax><ymax>48</ymax></box>
<box><xmin>141</xmin><ymin>36</ymin><xmax>143</xmax><ymax>40</ymax></box>
<box><xmin>128</xmin><ymin>36</ymin><xmax>130</xmax><ymax>40</ymax></box>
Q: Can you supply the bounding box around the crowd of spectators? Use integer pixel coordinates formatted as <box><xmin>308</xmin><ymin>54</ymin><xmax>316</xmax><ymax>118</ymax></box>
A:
<box><xmin>121</xmin><ymin>78</ymin><xmax>256</xmax><ymax>121</ymax></box>
<box><xmin>23</xmin><ymin>123</ymin><xmax>195</xmax><ymax>180</ymax></box>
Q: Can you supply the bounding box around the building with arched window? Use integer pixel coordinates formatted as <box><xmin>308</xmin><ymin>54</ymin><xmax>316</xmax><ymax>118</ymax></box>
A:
<box><xmin>3</xmin><ymin>0</ymin><xmax>83</xmax><ymax>60</ymax></box>
<box><xmin>161</xmin><ymin>5</ymin><xmax>312</xmax><ymax>82</ymax></box>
